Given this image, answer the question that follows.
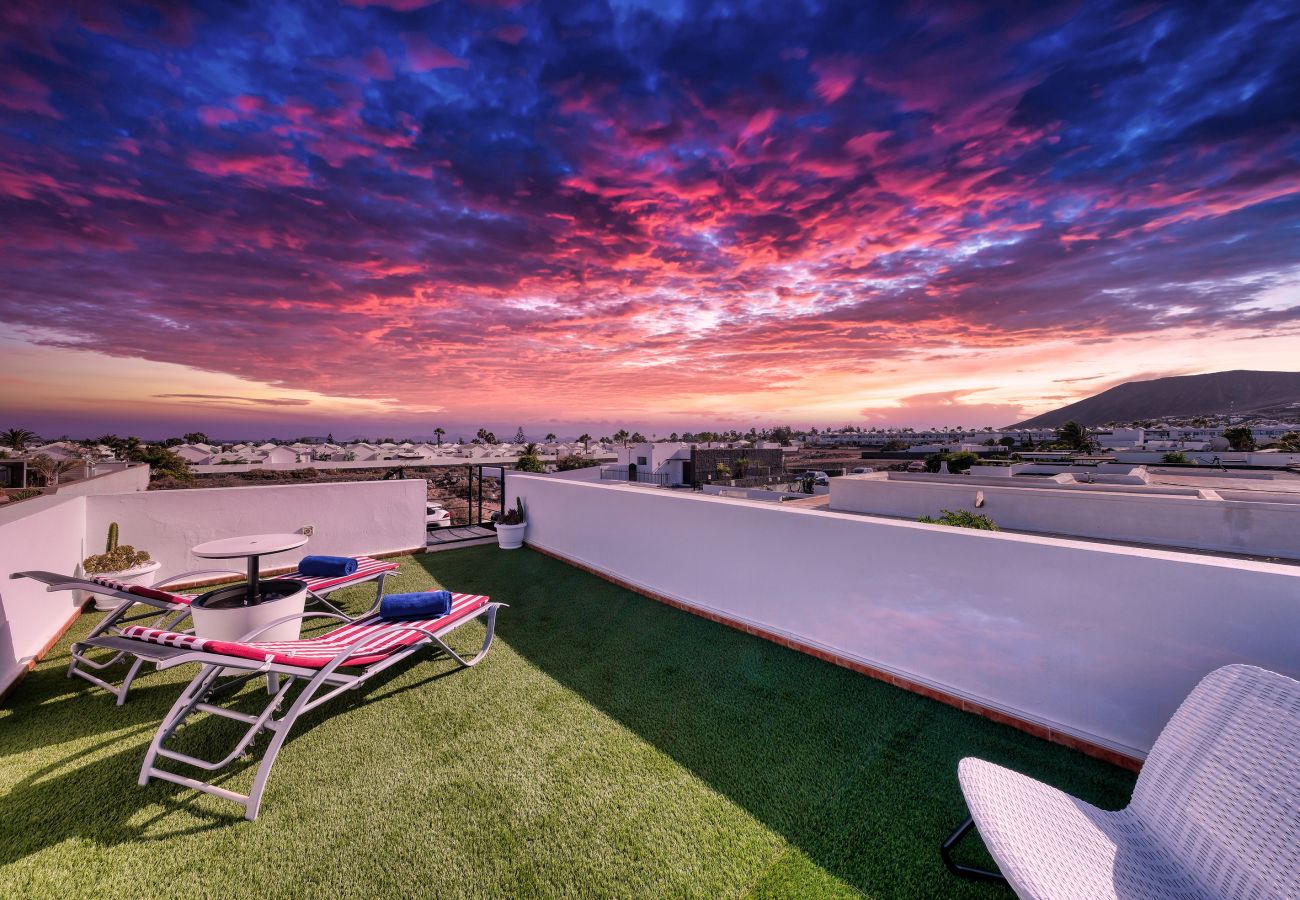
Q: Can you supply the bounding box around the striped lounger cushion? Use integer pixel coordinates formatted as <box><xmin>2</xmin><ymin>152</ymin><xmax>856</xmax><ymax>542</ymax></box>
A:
<box><xmin>90</xmin><ymin>575</ymin><xmax>193</xmax><ymax>605</ymax></box>
<box><xmin>287</xmin><ymin>556</ymin><xmax>398</xmax><ymax>593</ymax></box>
<box><xmin>91</xmin><ymin>556</ymin><xmax>397</xmax><ymax>606</ymax></box>
<box><xmin>120</xmin><ymin>593</ymin><xmax>490</xmax><ymax>668</ymax></box>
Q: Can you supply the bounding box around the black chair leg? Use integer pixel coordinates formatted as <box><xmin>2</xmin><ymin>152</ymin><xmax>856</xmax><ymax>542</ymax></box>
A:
<box><xmin>941</xmin><ymin>816</ymin><xmax>1009</xmax><ymax>885</ymax></box>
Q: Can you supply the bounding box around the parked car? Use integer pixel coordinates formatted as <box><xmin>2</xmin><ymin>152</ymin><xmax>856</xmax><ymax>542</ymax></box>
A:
<box><xmin>850</xmin><ymin>466</ymin><xmax>875</xmax><ymax>474</ymax></box>
<box><xmin>809</xmin><ymin>470</ymin><xmax>830</xmax><ymax>485</ymax></box>
<box><xmin>426</xmin><ymin>502</ymin><xmax>451</xmax><ymax>529</ymax></box>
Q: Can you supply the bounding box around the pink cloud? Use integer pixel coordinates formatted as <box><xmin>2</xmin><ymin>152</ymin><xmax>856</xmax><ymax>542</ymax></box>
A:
<box><xmin>362</xmin><ymin>46</ymin><xmax>394</xmax><ymax>80</ymax></box>
<box><xmin>188</xmin><ymin>150</ymin><xmax>312</xmax><ymax>187</ymax></box>
<box><xmin>198</xmin><ymin>105</ymin><xmax>239</xmax><ymax>127</ymax></box>
<box><xmin>401</xmin><ymin>34</ymin><xmax>469</xmax><ymax>72</ymax></box>
<box><xmin>489</xmin><ymin>24</ymin><xmax>527</xmax><ymax>45</ymax></box>
<box><xmin>811</xmin><ymin>58</ymin><xmax>857</xmax><ymax>104</ymax></box>
<box><xmin>739</xmin><ymin>108</ymin><xmax>777</xmax><ymax>142</ymax></box>
<box><xmin>343</xmin><ymin>0</ymin><xmax>437</xmax><ymax>10</ymax></box>
<box><xmin>0</xmin><ymin>68</ymin><xmax>61</xmax><ymax>118</ymax></box>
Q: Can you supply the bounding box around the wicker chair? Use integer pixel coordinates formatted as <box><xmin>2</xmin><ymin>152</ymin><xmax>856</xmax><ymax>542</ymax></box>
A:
<box><xmin>942</xmin><ymin>664</ymin><xmax>1300</xmax><ymax>899</ymax></box>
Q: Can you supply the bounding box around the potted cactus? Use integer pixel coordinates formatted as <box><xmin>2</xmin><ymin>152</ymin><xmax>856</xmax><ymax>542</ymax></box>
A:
<box><xmin>495</xmin><ymin>497</ymin><xmax>527</xmax><ymax>549</ymax></box>
<box><xmin>81</xmin><ymin>522</ymin><xmax>162</xmax><ymax>610</ymax></box>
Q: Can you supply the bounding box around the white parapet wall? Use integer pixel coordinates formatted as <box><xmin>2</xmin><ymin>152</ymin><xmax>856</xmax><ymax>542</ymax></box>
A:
<box><xmin>507</xmin><ymin>474</ymin><xmax>1300</xmax><ymax>759</ymax></box>
<box><xmin>829</xmin><ymin>473</ymin><xmax>1300</xmax><ymax>559</ymax></box>
<box><xmin>85</xmin><ymin>480</ymin><xmax>427</xmax><ymax>577</ymax></box>
<box><xmin>0</xmin><ymin>476</ymin><xmax>426</xmax><ymax>697</ymax></box>
<box><xmin>0</xmin><ymin>494</ymin><xmax>90</xmax><ymax>696</ymax></box>
<box><xmin>0</xmin><ymin>466</ymin><xmax>153</xmax><ymax>695</ymax></box>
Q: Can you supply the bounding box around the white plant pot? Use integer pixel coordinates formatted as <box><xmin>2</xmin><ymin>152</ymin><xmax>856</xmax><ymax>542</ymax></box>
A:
<box><xmin>496</xmin><ymin>522</ymin><xmax>527</xmax><ymax>550</ymax></box>
<box><xmin>88</xmin><ymin>560</ymin><xmax>163</xmax><ymax>611</ymax></box>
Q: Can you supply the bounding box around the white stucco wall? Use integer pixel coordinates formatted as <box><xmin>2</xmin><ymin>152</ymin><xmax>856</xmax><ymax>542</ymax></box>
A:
<box><xmin>0</xmin><ymin>477</ymin><xmax>426</xmax><ymax>696</ymax></box>
<box><xmin>507</xmin><ymin>474</ymin><xmax>1300</xmax><ymax>757</ymax></box>
<box><xmin>52</xmin><ymin>463</ymin><xmax>151</xmax><ymax>497</ymax></box>
<box><xmin>0</xmin><ymin>494</ymin><xmax>88</xmax><ymax>696</ymax></box>
<box><xmin>85</xmin><ymin>480</ymin><xmax>427</xmax><ymax>577</ymax></box>
<box><xmin>829</xmin><ymin>474</ymin><xmax>1300</xmax><ymax>559</ymax></box>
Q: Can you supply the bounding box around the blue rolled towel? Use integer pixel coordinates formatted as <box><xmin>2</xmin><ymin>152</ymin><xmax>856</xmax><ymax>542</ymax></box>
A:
<box><xmin>298</xmin><ymin>555</ymin><xmax>358</xmax><ymax>577</ymax></box>
<box><xmin>380</xmin><ymin>590</ymin><xmax>453</xmax><ymax>620</ymax></box>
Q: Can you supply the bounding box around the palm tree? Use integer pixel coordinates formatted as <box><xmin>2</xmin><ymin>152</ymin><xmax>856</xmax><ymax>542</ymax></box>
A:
<box><xmin>545</xmin><ymin>432</ymin><xmax>557</xmax><ymax>443</ymax></box>
<box><xmin>28</xmin><ymin>453</ymin><xmax>81</xmax><ymax>486</ymax></box>
<box><xmin>577</xmin><ymin>433</ymin><xmax>592</xmax><ymax>452</ymax></box>
<box><xmin>434</xmin><ymin>427</ymin><xmax>445</xmax><ymax>446</ymax></box>
<box><xmin>516</xmin><ymin>442</ymin><xmax>545</xmax><ymax>473</ymax></box>
<box><xmin>1054</xmin><ymin>421</ymin><xmax>1095</xmax><ymax>452</ymax></box>
<box><xmin>1</xmin><ymin>427</ymin><xmax>38</xmax><ymax>454</ymax></box>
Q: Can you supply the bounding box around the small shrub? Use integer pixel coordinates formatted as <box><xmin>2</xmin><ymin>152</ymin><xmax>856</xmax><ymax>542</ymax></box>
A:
<box><xmin>924</xmin><ymin>452</ymin><xmax>979</xmax><ymax>474</ymax></box>
<box><xmin>1161</xmin><ymin>451</ymin><xmax>1190</xmax><ymax>464</ymax></box>
<box><xmin>556</xmin><ymin>455</ymin><xmax>598</xmax><ymax>471</ymax></box>
<box><xmin>515</xmin><ymin>454</ymin><xmax>546</xmax><ymax>473</ymax></box>
<box><xmin>918</xmin><ymin>509</ymin><xmax>999</xmax><ymax>531</ymax></box>
<box><xmin>83</xmin><ymin>545</ymin><xmax>152</xmax><ymax>574</ymax></box>
<box><xmin>498</xmin><ymin>497</ymin><xmax>526</xmax><ymax>525</ymax></box>
<box><xmin>5</xmin><ymin>488</ymin><xmax>43</xmax><ymax>503</ymax></box>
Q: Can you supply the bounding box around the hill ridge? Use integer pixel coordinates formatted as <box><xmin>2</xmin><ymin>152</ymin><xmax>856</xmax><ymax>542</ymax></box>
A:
<box><xmin>1011</xmin><ymin>370</ymin><xmax>1300</xmax><ymax>428</ymax></box>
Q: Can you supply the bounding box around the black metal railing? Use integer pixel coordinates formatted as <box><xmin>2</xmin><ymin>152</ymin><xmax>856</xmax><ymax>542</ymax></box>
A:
<box><xmin>421</xmin><ymin>463</ymin><xmax>507</xmax><ymax>545</ymax></box>
<box><xmin>600</xmin><ymin>468</ymin><xmax>669</xmax><ymax>486</ymax></box>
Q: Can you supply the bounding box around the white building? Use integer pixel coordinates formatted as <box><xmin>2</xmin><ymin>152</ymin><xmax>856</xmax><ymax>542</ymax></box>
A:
<box><xmin>614</xmin><ymin>442</ymin><xmax>691</xmax><ymax>485</ymax></box>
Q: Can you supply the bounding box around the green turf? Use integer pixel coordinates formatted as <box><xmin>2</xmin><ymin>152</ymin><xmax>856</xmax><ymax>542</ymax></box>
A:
<box><xmin>0</xmin><ymin>546</ymin><xmax>1136</xmax><ymax>898</ymax></box>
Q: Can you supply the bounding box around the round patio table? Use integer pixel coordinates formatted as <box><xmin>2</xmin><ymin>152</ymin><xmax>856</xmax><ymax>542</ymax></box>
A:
<box><xmin>191</xmin><ymin>533</ymin><xmax>308</xmax><ymax>605</ymax></box>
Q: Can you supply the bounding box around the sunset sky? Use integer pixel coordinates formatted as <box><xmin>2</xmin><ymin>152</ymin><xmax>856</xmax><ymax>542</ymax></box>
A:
<box><xmin>1</xmin><ymin>0</ymin><xmax>1298</xmax><ymax>440</ymax></box>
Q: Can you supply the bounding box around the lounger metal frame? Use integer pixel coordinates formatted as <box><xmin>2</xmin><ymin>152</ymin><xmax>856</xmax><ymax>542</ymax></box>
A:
<box><xmin>82</xmin><ymin>602</ymin><xmax>504</xmax><ymax>820</ymax></box>
<box><xmin>11</xmin><ymin>563</ymin><xmax>395</xmax><ymax>704</ymax></box>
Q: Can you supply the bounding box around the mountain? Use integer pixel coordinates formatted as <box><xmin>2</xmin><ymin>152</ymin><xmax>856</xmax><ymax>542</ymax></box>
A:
<box><xmin>1012</xmin><ymin>370</ymin><xmax>1300</xmax><ymax>428</ymax></box>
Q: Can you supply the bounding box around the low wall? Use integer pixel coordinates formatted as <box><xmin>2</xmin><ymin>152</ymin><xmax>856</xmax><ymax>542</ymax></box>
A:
<box><xmin>1115</xmin><ymin>450</ymin><xmax>1300</xmax><ymax>467</ymax></box>
<box><xmin>86</xmin><ymin>480</ymin><xmax>427</xmax><ymax>578</ymax></box>
<box><xmin>189</xmin><ymin>454</ymin><xmax>617</xmax><ymax>475</ymax></box>
<box><xmin>507</xmin><ymin>474</ymin><xmax>1300</xmax><ymax>759</ymax></box>
<box><xmin>701</xmin><ymin>485</ymin><xmax>802</xmax><ymax>502</ymax></box>
<box><xmin>53</xmin><ymin>464</ymin><xmax>151</xmax><ymax>497</ymax></box>
<box><xmin>830</xmin><ymin>474</ymin><xmax>1300</xmax><ymax>559</ymax></box>
<box><xmin>0</xmin><ymin>478</ymin><xmax>427</xmax><ymax>698</ymax></box>
<box><xmin>0</xmin><ymin>494</ymin><xmax>87</xmax><ymax>696</ymax></box>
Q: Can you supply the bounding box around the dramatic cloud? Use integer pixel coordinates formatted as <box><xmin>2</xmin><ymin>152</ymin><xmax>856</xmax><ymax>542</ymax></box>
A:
<box><xmin>0</xmin><ymin>0</ymin><xmax>1298</xmax><ymax>435</ymax></box>
<box><xmin>153</xmin><ymin>394</ymin><xmax>313</xmax><ymax>408</ymax></box>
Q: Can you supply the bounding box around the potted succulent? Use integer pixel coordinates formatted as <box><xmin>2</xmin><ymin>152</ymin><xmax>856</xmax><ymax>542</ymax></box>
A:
<box><xmin>81</xmin><ymin>522</ymin><xmax>161</xmax><ymax>610</ymax></box>
<box><xmin>495</xmin><ymin>497</ymin><xmax>527</xmax><ymax>549</ymax></box>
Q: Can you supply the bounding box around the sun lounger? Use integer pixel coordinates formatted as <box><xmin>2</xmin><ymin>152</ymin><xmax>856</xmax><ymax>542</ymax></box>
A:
<box><xmin>11</xmin><ymin>556</ymin><xmax>399</xmax><ymax>704</ymax></box>
<box><xmin>941</xmin><ymin>664</ymin><xmax>1300</xmax><ymax>899</ymax></box>
<box><xmin>81</xmin><ymin>592</ymin><xmax>503</xmax><ymax>820</ymax></box>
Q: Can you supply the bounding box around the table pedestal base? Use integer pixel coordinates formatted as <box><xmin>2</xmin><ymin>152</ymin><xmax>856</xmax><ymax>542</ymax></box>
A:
<box><xmin>192</xmin><ymin>580</ymin><xmax>307</xmax><ymax>649</ymax></box>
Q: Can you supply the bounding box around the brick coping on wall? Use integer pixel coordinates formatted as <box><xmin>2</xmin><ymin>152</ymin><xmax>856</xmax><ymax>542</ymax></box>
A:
<box><xmin>527</xmin><ymin>542</ymin><xmax>1144</xmax><ymax>772</ymax></box>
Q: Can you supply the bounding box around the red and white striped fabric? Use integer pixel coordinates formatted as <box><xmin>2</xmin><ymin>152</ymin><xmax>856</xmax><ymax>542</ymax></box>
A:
<box><xmin>119</xmin><ymin>592</ymin><xmax>490</xmax><ymax>669</ymax></box>
<box><xmin>89</xmin><ymin>575</ymin><xmax>194</xmax><ymax>605</ymax></box>
<box><xmin>89</xmin><ymin>556</ymin><xmax>396</xmax><ymax>607</ymax></box>
<box><xmin>285</xmin><ymin>556</ymin><xmax>399</xmax><ymax>593</ymax></box>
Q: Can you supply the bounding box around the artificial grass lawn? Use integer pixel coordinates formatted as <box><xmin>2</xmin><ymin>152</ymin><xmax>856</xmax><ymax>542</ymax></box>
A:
<box><xmin>1</xmin><ymin>546</ymin><xmax>1136</xmax><ymax>898</ymax></box>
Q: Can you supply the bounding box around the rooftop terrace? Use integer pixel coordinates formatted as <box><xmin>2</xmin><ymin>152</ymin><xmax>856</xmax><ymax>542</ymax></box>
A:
<box><xmin>0</xmin><ymin>547</ymin><xmax>1136</xmax><ymax>898</ymax></box>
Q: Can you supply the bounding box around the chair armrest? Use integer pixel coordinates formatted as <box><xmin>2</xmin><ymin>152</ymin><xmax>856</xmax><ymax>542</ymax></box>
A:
<box><xmin>154</xmin><ymin>569</ymin><xmax>245</xmax><ymax>589</ymax></box>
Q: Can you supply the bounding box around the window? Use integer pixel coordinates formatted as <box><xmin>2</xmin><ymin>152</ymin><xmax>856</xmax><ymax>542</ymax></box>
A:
<box><xmin>637</xmin><ymin>456</ymin><xmax>648</xmax><ymax>465</ymax></box>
